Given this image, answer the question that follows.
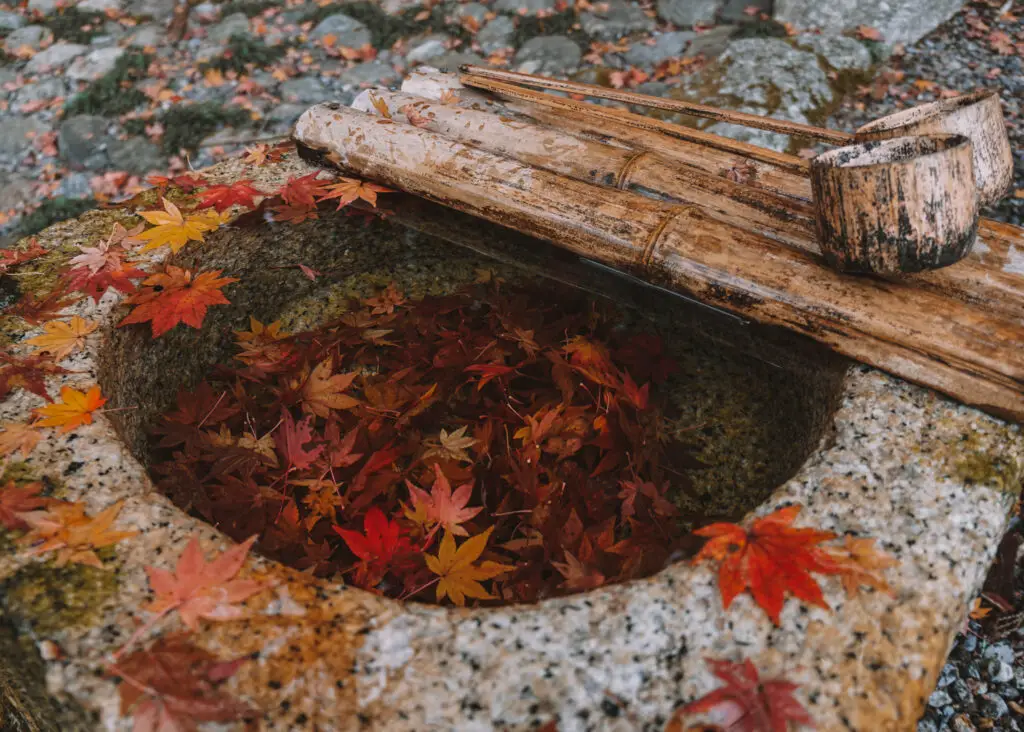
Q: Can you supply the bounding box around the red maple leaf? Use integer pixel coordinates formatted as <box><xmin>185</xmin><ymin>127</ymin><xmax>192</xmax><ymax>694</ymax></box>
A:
<box><xmin>273</xmin><ymin>409</ymin><xmax>324</xmax><ymax>471</ymax></box>
<box><xmin>334</xmin><ymin>506</ymin><xmax>412</xmax><ymax>586</ymax></box>
<box><xmin>196</xmin><ymin>180</ymin><xmax>265</xmax><ymax>212</ymax></box>
<box><xmin>8</xmin><ymin>290</ymin><xmax>80</xmax><ymax>325</ymax></box>
<box><xmin>0</xmin><ymin>480</ymin><xmax>46</xmax><ymax>530</ymax></box>
<box><xmin>276</xmin><ymin>173</ymin><xmax>330</xmax><ymax>208</ymax></box>
<box><xmin>146</xmin><ymin>173</ymin><xmax>210</xmax><ymax>192</ymax></box>
<box><xmin>692</xmin><ymin>506</ymin><xmax>837</xmax><ymax>625</ymax></box>
<box><xmin>118</xmin><ymin>265</ymin><xmax>238</xmax><ymax>337</ymax></box>
<box><xmin>271</xmin><ymin>199</ymin><xmax>319</xmax><ymax>224</ymax></box>
<box><xmin>463</xmin><ymin>362</ymin><xmax>516</xmax><ymax>390</ymax></box>
<box><xmin>668</xmin><ymin>658</ymin><xmax>814</xmax><ymax>732</ymax></box>
<box><xmin>0</xmin><ymin>353</ymin><xmax>69</xmax><ymax>402</ymax></box>
<box><xmin>0</xmin><ymin>240</ymin><xmax>47</xmax><ymax>273</ymax></box>
<box><xmin>108</xmin><ymin>634</ymin><xmax>255</xmax><ymax>732</ymax></box>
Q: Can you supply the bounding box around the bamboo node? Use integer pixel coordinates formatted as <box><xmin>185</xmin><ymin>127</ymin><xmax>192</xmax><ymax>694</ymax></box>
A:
<box><xmin>616</xmin><ymin>151</ymin><xmax>653</xmax><ymax>190</ymax></box>
<box><xmin>643</xmin><ymin>206</ymin><xmax>699</xmax><ymax>267</ymax></box>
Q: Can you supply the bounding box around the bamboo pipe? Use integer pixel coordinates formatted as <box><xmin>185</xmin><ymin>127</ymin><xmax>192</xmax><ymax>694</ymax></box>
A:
<box><xmin>293</xmin><ymin>103</ymin><xmax>1024</xmax><ymax>421</ymax></box>
<box><xmin>461</xmin><ymin>65</ymin><xmax>856</xmax><ymax>146</ymax></box>
<box><xmin>371</xmin><ymin>87</ymin><xmax>1024</xmax><ymax>322</ymax></box>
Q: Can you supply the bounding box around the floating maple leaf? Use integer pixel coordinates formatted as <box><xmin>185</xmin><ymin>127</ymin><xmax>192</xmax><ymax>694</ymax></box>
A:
<box><xmin>18</xmin><ymin>499</ymin><xmax>137</xmax><ymax>568</ymax></box>
<box><xmin>33</xmin><ymin>385</ymin><xmax>107</xmax><ymax>432</ymax></box>
<box><xmin>273</xmin><ymin>409</ymin><xmax>324</xmax><ymax>471</ymax></box>
<box><xmin>108</xmin><ymin>634</ymin><xmax>255</xmax><ymax>732</ymax></box>
<box><xmin>0</xmin><ymin>353</ymin><xmax>70</xmax><ymax>402</ymax></box>
<box><xmin>197</xmin><ymin>180</ymin><xmax>265</xmax><ymax>212</ymax></box>
<box><xmin>425</xmin><ymin>527</ymin><xmax>513</xmax><ymax>606</ymax></box>
<box><xmin>0</xmin><ymin>422</ymin><xmax>42</xmax><ymax>459</ymax></box>
<box><xmin>24</xmin><ymin>316</ymin><xmax>98</xmax><ymax>361</ymax></box>
<box><xmin>144</xmin><ymin>535</ymin><xmax>265</xmax><ymax>630</ymax></box>
<box><xmin>299</xmin><ymin>358</ymin><xmax>359</xmax><ymax>418</ymax></box>
<box><xmin>134</xmin><ymin>197</ymin><xmax>228</xmax><ymax>253</ymax></box>
<box><xmin>0</xmin><ymin>480</ymin><xmax>45</xmax><ymax>530</ymax></box>
<box><xmin>118</xmin><ymin>265</ymin><xmax>238</xmax><ymax>337</ymax></box>
<box><xmin>667</xmin><ymin>658</ymin><xmax>814</xmax><ymax>732</ymax></box>
<box><xmin>405</xmin><ymin>462</ymin><xmax>482</xmax><ymax>537</ymax></box>
<box><xmin>317</xmin><ymin>177</ymin><xmax>393</xmax><ymax>210</ymax></box>
<box><xmin>334</xmin><ymin>506</ymin><xmax>413</xmax><ymax>586</ymax></box>
<box><xmin>692</xmin><ymin>506</ymin><xmax>838</xmax><ymax>625</ymax></box>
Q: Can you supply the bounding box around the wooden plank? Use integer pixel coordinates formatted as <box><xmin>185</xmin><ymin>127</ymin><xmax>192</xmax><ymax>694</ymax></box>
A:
<box><xmin>294</xmin><ymin>103</ymin><xmax>1024</xmax><ymax>422</ymax></box>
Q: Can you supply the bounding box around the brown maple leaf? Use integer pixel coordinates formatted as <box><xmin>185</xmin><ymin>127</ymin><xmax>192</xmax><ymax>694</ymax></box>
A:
<box><xmin>0</xmin><ymin>353</ymin><xmax>70</xmax><ymax>402</ymax></box>
<box><xmin>0</xmin><ymin>480</ymin><xmax>45</xmax><ymax>531</ymax></box>
<box><xmin>298</xmin><ymin>358</ymin><xmax>360</xmax><ymax>418</ymax></box>
<box><xmin>143</xmin><ymin>534</ymin><xmax>265</xmax><ymax>630</ymax></box>
<box><xmin>420</xmin><ymin>425</ymin><xmax>478</xmax><ymax>464</ymax></box>
<box><xmin>17</xmin><ymin>499</ymin><xmax>137</xmax><ymax>568</ymax></box>
<box><xmin>0</xmin><ymin>422</ymin><xmax>43</xmax><ymax>459</ymax></box>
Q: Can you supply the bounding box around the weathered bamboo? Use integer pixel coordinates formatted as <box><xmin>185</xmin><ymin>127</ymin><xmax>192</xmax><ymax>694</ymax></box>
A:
<box><xmin>461</xmin><ymin>65</ymin><xmax>856</xmax><ymax>145</ymax></box>
<box><xmin>293</xmin><ymin>103</ymin><xmax>1024</xmax><ymax>421</ymax></box>
<box><xmin>370</xmin><ymin>86</ymin><xmax>1024</xmax><ymax>322</ymax></box>
<box><xmin>812</xmin><ymin>135</ymin><xmax>980</xmax><ymax>274</ymax></box>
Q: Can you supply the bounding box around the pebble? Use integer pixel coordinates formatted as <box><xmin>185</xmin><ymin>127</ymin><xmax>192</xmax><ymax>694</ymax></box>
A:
<box><xmin>67</xmin><ymin>47</ymin><xmax>125</xmax><ymax>81</ymax></box>
<box><xmin>984</xmin><ymin>642</ymin><xmax>1016</xmax><ymax>665</ymax></box>
<box><xmin>938</xmin><ymin>663</ymin><xmax>959</xmax><ymax>688</ymax></box>
<box><xmin>928</xmin><ymin>689</ymin><xmax>953</xmax><ymax>708</ymax></box>
<box><xmin>515</xmin><ymin>35</ymin><xmax>582</xmax><ymax>75</ymax></box>
<box><xmin>3</xmin><ymin>25</ymin><xmax>53</xmax><ymax>54</ymax></box>
<box><xmin>310</xmin><ymin>13</ymin><xmax>371</xmax><ymax>48</ymax></box>
<box><xmin>979</xmin><ymin>692</ymin><xmax>1010</xmax><ymax>719</ymax></box>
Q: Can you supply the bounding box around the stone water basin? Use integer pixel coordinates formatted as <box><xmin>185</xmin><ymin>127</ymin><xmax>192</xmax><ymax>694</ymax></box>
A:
<box><xmin>0</xmin><ymin>151</ymin><xmax>1021</xmax><ymax>731</ymax></box>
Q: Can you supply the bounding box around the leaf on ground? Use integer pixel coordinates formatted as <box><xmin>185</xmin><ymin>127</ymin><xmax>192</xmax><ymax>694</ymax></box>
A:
<box><xmin>17</xmin><ymin>499</ymin><xmax>136</xmax><ymax>568</ymax></box>
<box><xmin>667</xmin><ymin>657</ymin><xmax>814</xmax><ymax>732</ymax></box>
<box><xmin>693</xmin><ymin>505</ymin><xmax>837</xmax><ymax>625</ymax></box>
<box><xmin>33</xmin><ymin>385</ymin><xmax>107</xmax><ymax>433</ymax></box>
<box><xmin>273</xmin><ymin>409</ymin><xmax>324</xmax><ymax>471</ymax></box>
<box><xmin>9</xmin><ymin>290</ymin><xmax>81</xmax><ymax>326</ymax></box>
<box><xmin>425</xmin><ymin>527</ymin><xmax>513</xmax><ymax>606</ymax></box>
<box><xmin>277</xmin><ymin>172</ymin><xmax>330</xmax><ymax>208</ymax></box>
<box><xmin>144</xmin><ymin>535</ymin><xmax>265</xmax><ymax>630</ymax></box>
<box><xmin>24</xmin><ymin>316</ymin><xmax>98</xmax><ymax>361</ymax></box>
<box><xmin>197</xmin><ymin>180</ymin><xmax>265</xmax><ymax>212</ymax></box>
<box><xmin>0</xmin><ymin>240</ymin><xmax>47</xmax><ymax>272</ymax></box>
<box><xmin>118</xmin><ymin>265</ymin><xmax>238</xmax><ymax>337</ymax></box>
<box><xmin>420</xmin><ymin>425</ymin><xmax>477</xmax><ymax>464</ymax></box>
<box><xmin>299</xmin><ymin>358</ymin><xmax>359</xmax><ymax>418</ymax></box>
<box><xmin>108</xmin><ymin>634</ymin><xmax>255</xmax><ymax>732</ymax></box>
<box><xmin>333</xmin><ymin>506</ymin><xmax>412</xmax><ymax>586</ymax></box>
<box><xmin>0</xmin><ymin>422</ymin><xmax>43</xmax><ymax>459</ymax></box>
<box><xmin>405</xmin><ymin>462</ymin><xmax>482</xmax><ymax>537</ymax></box>
<box><xmin>0</xmin><ymin>353</ymin><xmax>70</xmax><ymax>402</ymax></box>
<box><xmin>134</xmin><ymin>197</ymin><xmax>228</xmax><ymax>253</ymax></box>
<box><xmin>0</xmin><ymin>480</ymin><xmax>45</xmax><ymax>531</ymax></box>
<box><xmin>316</xmin><ymin>177</ymin><xmax>393</xmax><ymax>209</ymax></box>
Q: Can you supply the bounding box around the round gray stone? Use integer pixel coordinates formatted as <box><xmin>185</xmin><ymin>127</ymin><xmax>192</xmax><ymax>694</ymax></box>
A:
<box><xmin>125</xmin><ymin>0</ymin><xmax>176</xmax><ymax>18</ymax></box>
<box><xmin>0</xmin><ymin>10</ymin><xmax>25</xmax><ymax>30</ymax></box>
<box><xmin>107</xmin><ymin>136</ymin><xmax>165</xmax><ymax>175</ymax></box>
<box><xmin>477</xmin><ymin>15</ymin><xmax>515</xmax><ymax>53</ymax></box>
<box><xmin>457</xmin><ymin>2</ymin><xmax>488</xmax><ymax>23</ymax></box>
<box><xmin>422</xmin><ymin>51</ymin><xmax>484</xmax><ymax>73</ymax></box>
<box><xmin>984</xmin><ymin>642</ymin><xmax>1016</xmax><ymax>665</ymax></box>
<box><xmin>3</xmin><ymin>25</ymin><xmax>54</xmax><ymax>54</ymax></box>
<box><xmin>0</xmin><ymin>174</ymin><xmax>36</xmax><ymax>211</ymax></box>
<box><xmin>0</xmin><ymin>116</ymin><xmax>48</xmax><ymax>157</ymax></box>
<box><xmin>623</xmin><ymin>30</ymin><xmax>695</xmax><ymax>66</ymax></box>
<box><xmin>26</xmin><ymin>0</ymin><xmax>59</xmax><ymax>14</ymax></box>
<box><xmin>774</xmin><ymin>0</ymin><xmax>968</xmax><ymax>45</ymax></box>
<box><xmin>979</xmin><ymin>693</ymin><xmax>1009</xmax><ymax>719</ymax></box>
<box><xmin>206</xmin><ymin>11</ymin><xmax>250</xmax><ymax>43</ymax></box>
<box><xmin>493</xmin><ymin>0</ymin><xmax>571</xmax><ymax>15</ymax></box>
<box><xmin>927</xmin><ymin>689</ymin><xmax>952</xmax><ymax>708</ymax></box>
<box><xmin>406</xmin><ymin>34</ymin><xmax>451</xmax><ymax>65</ymax></box>
<box><xmin>580</xmin><ymin>0</ymin><xmax>655</xmax><ymax>40</ymax></box>
<box><xmin>796</xmin><ymin>34</ymin><xmax>873</xmax><ymax>71</ymax></box>
<box><xmin>514</xmin><ymin>35</ymin><xmax>581</xmax><ymax>75</ymax></box>
<box><xmin>684</xmin><ymin>24</ymin><xmax>737</xmax><ymax>58</ymax></box>
<box><xmin>279</xmin><ymin>77</ymin><xmax>331</xmax><ymax>105</ymax></box>
<box><xmin>128</xmin><ymin>24</ymin><xmax>163</xmax><ymax>47</ymax></box>
<box><xmin>78</xmin><ymin>0</ymin><xmax>123</xmax><ymax>11</ymax></box>
<box><xmin>67</xmin><ymin>47</ymin><xmax>125</xmax><ymax>80</ymax></box>
<box><xmin>57</xmin><ymin>172</ymin><xmax>93</xmax><ymax>200</ymax></box>
<box><xmin>24</xmin><ymin>41</ymin><xmax>88</xmax><ymax>73</ymax></box>
<box><xmin>341</xmin><ymin>59</ymin><xmax>401</xmax><ymax>87</ymax></box>
<box><xmin>13</xmin><ymin>78</ymin><xmax>65</xmax><ymax>106</ymax></box>
<box><xmin>309</xmin><ymin>13</ymin><xmax>371</xmax><ymax>48</ymax></box>
<box><xmin>656</xmin><ymin>0</ymin><xmax>721</xmax><ymax>26</ymax></box>
<box><xmin>58</xmin><ymin>115</ymin><xmax>114</xmax><ymax>170</ymax></box>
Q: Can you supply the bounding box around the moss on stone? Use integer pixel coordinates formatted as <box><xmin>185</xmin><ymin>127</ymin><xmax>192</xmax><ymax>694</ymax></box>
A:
<box><xmin>158</xmin><ymin>102</ymin><xmax>253</xmax><ymax>155</ymax></box>
<box><xmin>64</xmin><ymin>52</ymin><xmax>151</xmax><ymax>117</ymax></box>
<box><xmin>39</xmin><ymin>7</ymin><xmax>107</xmax><ymax>44</ymax></box>
<box><xmin>956</xmin><ymin>452</ymin><xmax>1024</xmax><ymax>495</ymax></box>
<box><xmin>2</xmin><ymin>561</ymin><xmax>119</xmax><ymax>636</ymax></box>
<box><xmin>7</xmin><ymin>197</ymin><xmax>97</xmax><ymax>242</ymax></box>
<box><xmin>200</xmin><ymin>34</ymin><xmax>286</xmax><ymax>74</ymax></box>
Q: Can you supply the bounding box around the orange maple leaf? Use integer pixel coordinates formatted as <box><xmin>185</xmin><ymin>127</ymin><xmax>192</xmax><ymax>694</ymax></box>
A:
<box><xmin>24</xmin><ymin>316</ymin><xmax>98</xmax><ymax>361</ymax></box>
<box><xmin>17</xmin><ymin>499</ymin><xmax>137</xmax><ymax>568</ymax></box>
<box><xmin>0</xmin><ymin>480</ymin><xmax>45</xmax><ymax>530</ymax></box>
<box><xmin>134</xmin><ymin>197</ymin><xmax>228</xmax><ymax>253</ymax></box>
<box><xmin>118</xmin><ymin>265</ymin><xmax>238</xmax><ymax>337</ymax></box>
<box><xmin>693</xmin><ymin>505</ymin><xmax>838</xmax><ymax>625</ymax></box>
<box><xmin>34</xmin><ymin>385</ymin><xmax>107</xmax><ymax>433</ymax></box>
<box><xmin>316</xmin><ymin>177</ymin><xmax>393</xmax><ymax>210</ymax></box>
<box><xmin>405</xmin><ymin>462</ymin><xmax>483</xmax><ymax>537</ymax></box>
<box><xmin>0</xmin><ymin>422</ymin><xmax>43</xmax><ymax>459</ymax></box>
<box><xmin>299</xmin><ymin>358</ymin><xmax>360</xmax><ymax>418</ymax></box>
<box><xmin>143</xmin><ymin>535</ymin><xmax>265</xmax><ymax>630</ymax></box>
<box><xmin>424</xmin><ymin>527</ymin><xmax>513</xmax><ymax>606</ymax></box>
<box><xmin>818</xmin><ymin>536</ymin><xmax>897</xmax><ymax>597</ymax></box>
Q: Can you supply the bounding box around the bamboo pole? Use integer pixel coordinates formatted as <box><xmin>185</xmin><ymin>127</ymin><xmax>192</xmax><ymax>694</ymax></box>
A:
<box><xmin>293</xmin><ymin>103</ymin><xmax>1024</xmax><ymax>422</ymax></box>
<box><xmin>364</xmin><ymin>88</ymin><xmax>1024</xmax><ymax>322</ymax></box>
<box><xmin>461</xmin><ymin>65</ymin><xmax>856</xmax><ymax>146</ymax></box>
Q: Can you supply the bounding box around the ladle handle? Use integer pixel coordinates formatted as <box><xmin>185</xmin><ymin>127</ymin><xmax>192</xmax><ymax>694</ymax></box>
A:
<box><xmin>460</xmin><ymin>65</ymin><xmax>856</xmax><ymax>146</ymax></box>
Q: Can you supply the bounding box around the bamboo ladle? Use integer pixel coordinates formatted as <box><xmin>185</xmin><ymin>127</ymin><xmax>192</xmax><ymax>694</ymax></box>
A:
<box><xmin>460</xmin><ymin>65</ymin><xmax>1014</xmax><ymax>208</ymax></box>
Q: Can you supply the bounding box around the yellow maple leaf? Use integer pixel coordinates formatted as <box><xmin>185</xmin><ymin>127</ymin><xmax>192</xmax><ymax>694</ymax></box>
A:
<box><xmin>299</xmin><ymin>358</ymin><xmax>360</xmax><ymax>418</ymax></box>
<box><xmin>33</xmin><ymin>385</ymin><xmax>107</xmax><ymax>433</ymax></box>
<box><xmin>24</xmin><ymin>316</ymin><xmax>98</xmax><ymax>361</ymax></box>
<box><xmin>425</xmin><ymin>527</ymin><xmax>514</xmax><ymax>606</ymax></box>
<box><xmin>134</xmin><ymin>197</ymin><xmax>227</xmax><ymax>253</ymax></box>
<box><xmin>17</xmin><ymin>499</ymin><xmax>137</xmax><ymax>568</ymax></box>
<box><xmin>0</xmin><ymin>422</ymin><xmax>42</xmax><ymax>459</ymax></box>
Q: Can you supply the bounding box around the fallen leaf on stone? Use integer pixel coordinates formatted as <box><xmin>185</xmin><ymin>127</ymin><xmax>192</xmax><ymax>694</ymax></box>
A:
<box><xmin>0</xmin><ymin>422</ymin><xmax>43</xmax><ymax>459</ymax></box>
<box><xmin>134</xmin><ymin>197</ymin><xmax>228</xmax><ymax>253</ymax></box>
<box><xmin>667</xmin><ymin>657</ymin><xmax>814</xmax><ymax>732</ymax></box>
<box><xmin>818</xmin><ymin>536</ymin><xmax>897</xmax><ymax>597</ymax></box>
<box><xmin>18</xmin><ymin>499</ymin><xmax>137</xmax><ymax>568</ymax></box>
<box><xmin>34</xmin><ymin>385</ymin><xmax>107</xmax><ymax>432</ymax></box>
<box><xmin>197</xmin><ymin>180</ymin><xmax>265</xmax><ymax>212</ymax></box>
<box><xmin>0</xmin><ymin>480</ymin><xmax>45</xmax><ymax>530</ymax></box>
<box><xmin>25</xmin><ymin>316</ymin><xmax>98</xmax><ymax>361</ymax></box>
<box><xmin>425</xmin><ymin>527</ymin><xmax>513</xmax><ymax>606</ymax></box>
<box><xmin>317</xmin><ymin>177</ymin><xmax>393</xmax><ymax>209</ymax></box>
<box><xmin>143</xmin><ymin>534</ymin><xmax>265</xmax><ymax>630</ymax></box>
<box><xmin>0</xmin><ymin>353</ymin><xmax>70</xmax><ymax>402</ymax></box>
<box><xmin>118</xmin><ymin>265</ymin><xmax>238</xmax><ymax>337</ymax></box>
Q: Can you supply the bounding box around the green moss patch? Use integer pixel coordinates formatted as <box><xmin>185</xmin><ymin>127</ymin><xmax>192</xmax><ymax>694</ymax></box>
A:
<box><xmin>64</xmin><ymin>52</ymin><xmax>151</xmax><ymax>117</ymax></box>
<box><xmin>200</xmin><ymin>34</ymin><xmax>286</xmax><ymax>74</ymax></box>
<box><xmin>39</xmin><ymin>7</ymin><xmax>107</xmax><ymax>44</ymax></box>
<box><xmin>157</xmin><ymin>102</ymin><xmax>253</xmax><ymax>155</ymax></box>
<box><xmin>2</xmin><ymin>562</ymin><xmax>119</xmax><ymax>636</ymax></box>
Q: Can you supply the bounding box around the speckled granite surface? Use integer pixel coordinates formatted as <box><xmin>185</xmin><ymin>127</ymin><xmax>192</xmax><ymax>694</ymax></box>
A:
<box><xmin>0</xmin><ymin>152</ymin><xmax>1022</xmax><ymax>732</ymax></box>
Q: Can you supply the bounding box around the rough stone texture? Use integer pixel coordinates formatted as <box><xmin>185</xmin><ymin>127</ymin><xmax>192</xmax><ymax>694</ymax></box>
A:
<box><xmin>127</xmin><ymin>23</ymin><xmax>163</xmax><ymax>47</ymax></box>
<box><xmin>622</xmin><ymin>30</ymin><xmax>695</xmax><ymax>66</ymax></box>
<box><xmin>2</xmin><ymin>24</ymin><xmax>53</xmax><ymax>54</ymax></box>
<box><xmin>206</xmin><ymin>11</ymin><xmax>250</xmax><ymax>43</ymax></box>
<box><xmin>0</xmin><ymin>174</ymin><xmax>36</xmax><ymax>210</ymax></box>
<box><xmin>309</xmin><ymin>13</ymin><xmax>372</xmax><ymax>47</ymax></box>
<box><xmin>13</xmin><ymin>78</ymin><xmax>65</xmax><ymax>106</ymax></box>
<box><xmin>0</xmin><ymin>151</ymin><xmax>1021</xmax><ymax>732</ymax></box>
<box><xmin>657</xmin><ymin>0</ymin><xmax>722</xmax><ymax>27</ymax></box>
<box><xmin>0</xmin><ymin>116</ymin><xmax>47</xmax><ymax>157</ymax></box>
<box><xmin>77</xmin><ymin>0</ymin><xmax>123</xmax><ymax>12</ymax></box>
<box><xmin>67</xmin><ymin>47</ymin><xmax>126</xmax><ymax>81</ymax></box>
<box><xmin>23</xmin><ymin>41</ymin><xmax>88</xmax><ymax>73</ymax></box>
<box><xmin>126</xmin><ymin>0</ymin><xmax>176</xmax><ymax>18</ymax></box>
<box><xmin>25</xmin><ymin>0</ymin><xmax>58</xmax><ymax>14</ymax></box>
<box><xmin>719</xmin><ymin>0</ymin><xmax>771</xmax><ymax>22</ymax></box>
<box><xmin>58</xmin><ymin>115</ymin><xmax>113</xmax><ymax>170</ymax></box>
<box><xmin>580</xmin><ymin>0</ymin><xmax>656</xmax><ymax>40</ymax></box>
<box><xmin>106</xmin><ymin>136</ymin><xmax>164</xmax><ymax>174</ymax></box>
<box><xmin>476</xmin><ymin>15</ymin><xmax>516</xmax><ymax>53</ymax></box>
<box><xmin>774</xmin><ymin>0</ymin><xmax>968</xmax><ymax>45</ymax></box>
<box><xmin>683</xmin><ymin>23</ymin><xmax>736</xmax><ymax>57</ymax></box>
<box><xmin>796</xmin><ymin>33</ymin><xmax>874</xmax><ymax>71</ymax></box>
<box><xmin>514</xmin><ymin>35</ymin><xmax>582</xmax><ymax>75</ymax></box>
<box><xmin>405</xmin><ymin>34</ymin><xmax>451</xmax><ymax>64</ymax></box>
